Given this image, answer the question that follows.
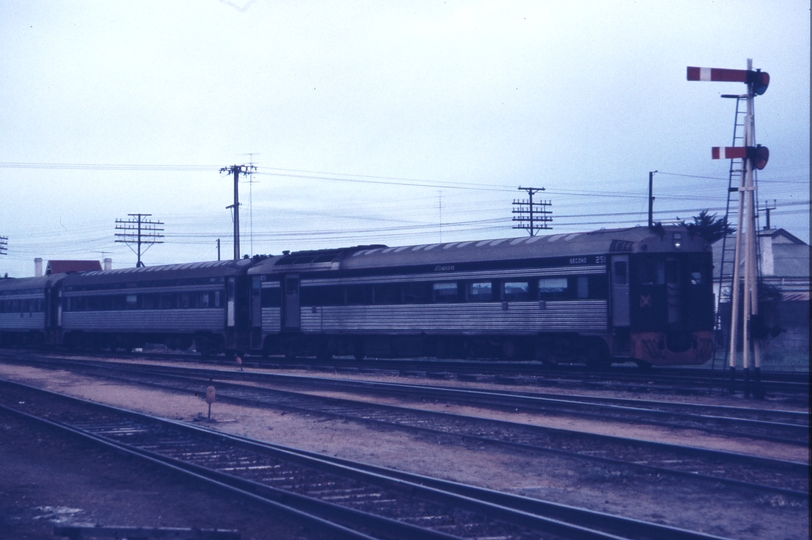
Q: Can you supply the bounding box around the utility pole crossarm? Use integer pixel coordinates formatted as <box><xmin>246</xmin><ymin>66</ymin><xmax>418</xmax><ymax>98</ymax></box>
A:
<box><xmin>512</xmin><ymin>186</ymin><xmax>552</xmax><ymax>236</ymax></box>
<box><xmin>114</xmin><ymin>213</ymin><xmax>164</xmax><ymax>267</ymax></box>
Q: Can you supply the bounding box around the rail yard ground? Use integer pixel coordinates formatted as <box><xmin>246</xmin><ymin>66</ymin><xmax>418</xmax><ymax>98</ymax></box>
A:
<box><xmin>0</xmin><ymin>357</ymin><xmax>808</xmax><ymax>540</ymax></box>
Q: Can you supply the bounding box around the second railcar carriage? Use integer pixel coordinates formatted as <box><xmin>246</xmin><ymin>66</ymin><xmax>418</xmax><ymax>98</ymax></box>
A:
<box><xmin>59</xmin><ymin>259</ymin><xmax>255</xmax><ymax>354</ymax></box>
<box><xmin>0</xmin><ymin>274</ymin><xmax>64</xmax><ymax>347</ymax></box>
<box><xmin>248</xmin><ymin>226</ymin><xmax>714</xmax><ymax>366</ymax></box>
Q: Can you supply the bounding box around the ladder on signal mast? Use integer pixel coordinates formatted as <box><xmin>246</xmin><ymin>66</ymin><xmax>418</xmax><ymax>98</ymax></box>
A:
<box><xmin>712</xmin><ymin>96</ymin><xmax>763</xmax><ymax>368</ymax></box>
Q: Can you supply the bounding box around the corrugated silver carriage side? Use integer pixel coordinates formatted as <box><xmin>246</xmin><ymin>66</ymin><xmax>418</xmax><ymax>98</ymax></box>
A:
<box><xmin>59</xmin><ymin>259</ymin><xmax>255</xmax><ymax>354</ymax></box>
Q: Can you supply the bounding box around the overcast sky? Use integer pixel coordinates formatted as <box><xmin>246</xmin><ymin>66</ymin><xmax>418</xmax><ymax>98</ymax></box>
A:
<box><xmin>1</xmin><ymin>0</ymin><xmax>809</xmax><ymax>277</ymax></box>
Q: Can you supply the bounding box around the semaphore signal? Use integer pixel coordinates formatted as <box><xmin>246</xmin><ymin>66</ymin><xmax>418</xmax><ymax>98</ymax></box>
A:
<box><xmin>688</xmin><ymin>59</ymin><xmax>769</xmax><ymax>398</ymax></box>
<box><xmin>711</xmin><ymin>145</ymin><xmax>769</xmax><ymax>170</ymax></box>
<box><xmin>687</xmin><ymin>66</ymin><xmax>770</xmax><ymax>95</ymax></box>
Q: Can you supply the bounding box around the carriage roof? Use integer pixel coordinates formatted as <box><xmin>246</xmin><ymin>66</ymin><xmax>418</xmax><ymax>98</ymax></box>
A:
<box><xmin>249</xmin><ymin>226</ymin><xmax>708</xmax><ymax>275</ymax></box>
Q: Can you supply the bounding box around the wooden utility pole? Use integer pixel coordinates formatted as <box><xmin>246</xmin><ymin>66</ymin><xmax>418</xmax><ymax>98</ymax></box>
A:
<box><xmin>647</xmin><ymin>170</ymin><xmax>658</xmax><ymax>228</ymax></box>
<box><xmin>220</xmin><ymin>164</ymin><xmax>256</xmax><ymax>260</ymax></box>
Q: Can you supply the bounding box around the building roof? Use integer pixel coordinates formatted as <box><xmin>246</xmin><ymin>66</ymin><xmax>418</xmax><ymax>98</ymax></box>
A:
<box><xmin>46</xmin><ymin>260</ymin><xmax>102</xmax><ymax>274</ymax></box>
<box><xmin>761</xmin><ymin>228</ymin><xmax>807</xmax><ymax>245</ymax></box>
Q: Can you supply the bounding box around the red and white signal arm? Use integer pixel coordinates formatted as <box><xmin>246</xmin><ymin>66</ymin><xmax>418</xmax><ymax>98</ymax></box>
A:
<box><xmin>687</xmin><ymin>66</ymin><xmax>770</xmax><ymax>95</ymax></box>
<box><xmin>711</xmin><ymin>145</ymin><xmax>770</xmax><ymax>170</ymax></box>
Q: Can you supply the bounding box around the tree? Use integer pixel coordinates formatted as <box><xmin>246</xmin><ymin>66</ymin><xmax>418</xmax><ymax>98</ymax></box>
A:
<box><xmin>682</xmin><ymin>210</ymin><xmax>734</xmax><ymax>243</ymax></box>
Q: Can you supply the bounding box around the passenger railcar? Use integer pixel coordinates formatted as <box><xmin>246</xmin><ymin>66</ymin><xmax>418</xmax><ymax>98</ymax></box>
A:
<box><xmin>58</xmin><ymin>259</ymin><xmax>255</xmax><ymax>354</ymax></box>
<box><xmin>0</xmin><ymin>274</ymin><xmax>64</xmax><ymax>346</ymax></box>
<box><xmin>248</xmin><ymin>226</ymin><xmax>714</xmax><ymax>366</ymax></box>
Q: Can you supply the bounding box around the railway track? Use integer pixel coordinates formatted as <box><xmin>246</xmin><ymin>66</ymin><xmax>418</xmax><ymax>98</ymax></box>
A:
<box><xmin>2</xmin><ymin>348</ymin><xmax>808</xmax><ymax>398</ymax></box>
<box><xmin>0</xmin><ymin>379</ymin><xmax>731</xmax><ymax>540</ymax></box>
<box><xmin>17</xmin><ymin>352</ymin><xmax>807</xmax><ymax>445</ymax></box>
<box><xmin>7</xmin><ymin>354</ymin><xmax>808</xmax><ymax>498</ymax></box>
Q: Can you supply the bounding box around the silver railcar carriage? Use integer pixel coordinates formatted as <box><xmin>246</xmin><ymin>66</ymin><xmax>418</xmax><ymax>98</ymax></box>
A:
<box><xmin>248</xmin><ymin>226</ymin><xmax>714</xmax><ymax>366</ymax></box>
<box><xmin>0</xmin><ymin>274</ymin><xmax>64</xmax><ymax>346</ymax></box>
<box><xmin>59</xmin><ymin>259</ymin><xmax>255</xmax><ymax>354</ymax></box>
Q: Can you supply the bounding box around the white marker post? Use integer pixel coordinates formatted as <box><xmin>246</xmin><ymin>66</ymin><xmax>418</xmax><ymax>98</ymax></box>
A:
<box><xmin>205</xmin><ymin>385</ymin><xmax>216</xmax><ymax>420</ymax></box>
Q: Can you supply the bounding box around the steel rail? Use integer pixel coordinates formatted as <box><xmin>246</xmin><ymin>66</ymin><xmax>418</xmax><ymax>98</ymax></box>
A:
<box><xmin>12</xmin><ymin>352</ymin><xmax>806</xmax><ymax>433</ymax></box>
<box><xmin>3</xmin><ymin>348</ymin><xmax>807</xmax><ymax>394</ymax></box>
<box><xmin>29</xmin><ymin>359</ymin><xmax>806</xmax><ymax>497</ymax></box>
<box><xmin>47</xmin><ymin>355</ymin><xmax>806</xmax><ymax>445</ymax></box>
<box><xmin>0</xmin><ymin>379</ymin><xmax>733</xmax><ymax>540</ymax></box>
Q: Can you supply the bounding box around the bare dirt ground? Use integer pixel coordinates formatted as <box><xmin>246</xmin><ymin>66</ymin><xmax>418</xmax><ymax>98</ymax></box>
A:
<box><xmin>0</xmin><ymin>361</ymin><xmax>808</xmax><ymax>540</ymax></box>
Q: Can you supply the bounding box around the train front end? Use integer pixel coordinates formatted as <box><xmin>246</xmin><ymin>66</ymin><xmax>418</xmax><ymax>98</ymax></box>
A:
<box><xmin>609</xmin><ymin>228</ymin><xmax>714</xmax><ymax>366</ymax></box>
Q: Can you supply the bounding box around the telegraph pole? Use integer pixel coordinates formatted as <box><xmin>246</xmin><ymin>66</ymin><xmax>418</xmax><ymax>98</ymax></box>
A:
<box><xmin>220</xmin><ymin>164</ymin><xmax>256</xmax><ymax>260</ymax></box>
<box><xmin>647</xmin><ymin>170</ymin><xmax>658</xmax><ymax>228</ymax></box>
<box><xmin>115</xmin><ymin>214</ymin><xmax>165</xmax><ymax>267</ymax></box>
<box><xmin>762</xmin><ymin>200</ymin><xmax>776</xmax><ymax>230</ymax></box>
<box><xmin>512</xmin><ymin>186</ymin><xmax>552</xmax><ymax>236</ymax></box>
<box><xmin>0</xmin><ymin>236</ymin><xmax>7</xmax><ymax>257</ymax></box>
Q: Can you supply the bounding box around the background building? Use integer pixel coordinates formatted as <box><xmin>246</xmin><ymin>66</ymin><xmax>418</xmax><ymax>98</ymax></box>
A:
<box><xmin>713</xmin><ymin>229</ymin><xmax>809</xmax><ymax>370</ymax></box>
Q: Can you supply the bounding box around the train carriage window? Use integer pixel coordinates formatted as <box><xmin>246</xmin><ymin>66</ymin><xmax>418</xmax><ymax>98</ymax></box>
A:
<box><xmin>142</xmin><ymin>294</ymin><xmax>156</xmax><ymax>310</ymax></box>
<box><xmin>468</xmin><ymin>281</ymin><xmax>493</xmax><ymax>302</ymax></box>
<box><xmin>613</xmin><ymin>261</ymin><xmax>628</xmax><ymax>285</ymax></box>
<box><xmin>11</xmin><ymin>299</ymin><xmax>20</xmax><ymax>312</ymax></box>
<box><xmin>159</xmin><ymin>293</ymin><xmax>176</xmax><ymax>309</ymax></box>
<box><xmin>111</xmin><ymin>295</ymin><xmax>126</xmax><ymax>311</ymax></box>
<box><xmin>180</xmin><ymin>292</ymin><xmax>191</xmax><ymax>309</ymax></box>
<box><xmin>538</xmin><ymin>277</ymin><xmax>568</xmax><ymax>299</ymax></box>
<box><xmin>125</xmin><ymin>294</ymin><xmax>139</xmax><ymax>310</ymax></box>
<box><xmin>588</xmin><ymin>275</ymin><xmax>608</xmax><ymax>299</ymax></box>
<box><xmin>640</xmin><ymin>258</ymin><xmax>665</xmax><ymax>285</ymax></box>
<box><xmin>432</xmin><ymin>282</ymin><xmax>460</xmax><ymax>303</ymax></box>
<box><xmin>301</xmin><ymin>285</ymin><xmax>343</xmax><ymax>306</ymax></box>
<box><xmin>260</xmin><ymin>287</ymin><xmax>281</xmax><ymax>308</ymax></box>
<box><xmin>403</xmin><ymin>282</ymin><xmax>430</xmax><ymax>304</ymax></box>
<box><xmin>373</xmin><ymin>283</ymin><xmax>401</xmax><ymax>305</ymax></box>
<box><xmin>213</xmin><ymin>290</ymin><xmax>222</xmax><ymax>308</ymax></box>
<box><xmin>346</xmin><ymin>285</ymin><xmax>372</xmax><ymax>305</ymax></box>
<box><xmin>503</xmin><ymin>281</ymin><xmax>530</xmax><ymax>301</ymax></box>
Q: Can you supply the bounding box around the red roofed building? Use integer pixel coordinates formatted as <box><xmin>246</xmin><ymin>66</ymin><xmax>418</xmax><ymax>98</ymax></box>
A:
<box><xmin>46</xmin><ymin>260</ymin><xmax>102</xmax><ymax>275</ymax></box>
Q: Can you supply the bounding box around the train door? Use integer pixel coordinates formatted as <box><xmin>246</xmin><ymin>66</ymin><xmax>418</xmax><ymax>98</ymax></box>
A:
<box><xmin>665</xmin><ymin>257</ymin><xmax>680</xmax><ymax>324</ymax></box>
<box><xmin>250</xmin><ymin>276</ymin><xmax>262</xmax><ymax>348</ymax></box>
<box><xmin>611</xmin><ymin>256</ymin><xmax>630</xmax><ymax>327</ymax></box>
<box><xmin>251</xmin><ymin>276</ymin><xmax>262</xmax><ymax>328</ymax></box>
<box><xmin>282</xmin><ymin>275</ymin><xmax>300</xmax><ymax>331</ymax></box>
<box><xmin>227</xmin><ymin>277</ymin><xmax>236</xmax><ymax>328</ymax></box>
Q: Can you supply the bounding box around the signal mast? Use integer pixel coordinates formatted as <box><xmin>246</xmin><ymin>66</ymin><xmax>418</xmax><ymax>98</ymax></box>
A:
<box><xmin>687</xmin><ymin>59</ymin><xmax>770</xmax><ymax>397</ymax></box>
